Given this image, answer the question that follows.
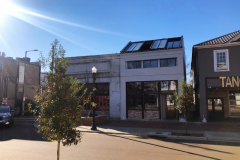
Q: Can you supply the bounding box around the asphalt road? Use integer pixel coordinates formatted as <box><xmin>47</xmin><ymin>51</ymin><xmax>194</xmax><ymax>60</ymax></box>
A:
<box><xmin>1</xmin><ymin>124</ymin><xmax>240</xmax><ymax>160</ymax></box>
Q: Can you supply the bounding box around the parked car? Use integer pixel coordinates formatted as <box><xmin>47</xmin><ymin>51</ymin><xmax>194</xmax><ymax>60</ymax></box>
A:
<box><xmin>0</xmin><ymin>106</ymin><xmax>14</xmax><ymax>127</ymax></box>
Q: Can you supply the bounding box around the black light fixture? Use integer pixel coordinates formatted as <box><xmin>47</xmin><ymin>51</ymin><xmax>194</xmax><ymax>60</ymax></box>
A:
<box><xmin>91</xmin><ymin>65</ymin><xmax>97</xmax><ymax>130</ymax></box>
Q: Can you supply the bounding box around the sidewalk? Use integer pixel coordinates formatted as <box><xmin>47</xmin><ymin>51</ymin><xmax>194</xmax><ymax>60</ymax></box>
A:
<box><xmin>77</xmin><ymin>119</ymin><xmax>240</xmax><ymax>142</ymax></box>
<box><xmin>77</xmin><ymin>125</ymin><xmax>240</xmax><ymax>142</ymax></box>
<box><xmin>33</xmin><ymin>119</ymin><xmax>240</xmax><ymax>142</ymax></box>
<box><xmin>99</xmin><ymin>119</ymin><xmax>240</xmax><ymax>132</ymax></box>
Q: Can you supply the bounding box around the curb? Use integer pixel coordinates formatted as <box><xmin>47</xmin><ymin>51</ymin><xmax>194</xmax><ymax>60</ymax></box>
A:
<box><xmin>147</xmin><ymin>132</ymin><xmax>240</xmax><ymax>142</ymax></box>
<box><xmin>80</xmin><ymin>130</ymin><xmax>240</xmax><ymax>142</ymax></box>
<box><xmin>167</xmin><ymin>135</ymin><xmax>207</xmax><ymax>140</ymax></box>
<box><xmin>207</xmin><ymin>137</ymin><xmax>240</xmax><ymax>142</ymax></box>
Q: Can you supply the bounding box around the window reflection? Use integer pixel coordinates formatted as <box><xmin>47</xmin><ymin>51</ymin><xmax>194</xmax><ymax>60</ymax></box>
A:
<box><xmin>144</xmin><ymin>94</ymin><xmax>158</xmax><ymax>110</ymax></box>
<box><xmin>173</xmin><ymin>41</ymin><xmax>180</xmax><ymax>48</ymax></box>
<box><xmin>229</xmin><ymin>91</ymin><xmax>240</xmax><ymax>117</ymax></box>
<box><xmin>127</xmin><ymin>43</ymin><xmax>137</xmax><ymax>51</ymax></box>
<box><xmin>151</xmin><ymin>40</ymin><xmax>160</xmax><ymax>49</ymax></box>
<box><xmin>128</xmin><ymin>61</ymin><xmax>141</xmax><ymax>69</ymax></box>
<box><xmin>127</xmin><ymin>82</ymin><xmax>141</xmax><ymax>92</ymax></box>
<box><xmin>160</xmin><ymin>58</ymin><xmax>176</xmax><ymax>67</ymax></box>
<box><xmin>143</xmin><ymin>60</ymin><xmax>158</xmax><ymax>68</ymax></box>
<box><xmin>144</xmin><ymin>82</ymin><xmax>158</xmax><ymax>92</ymax></box>
<box><xmin>127</xmin><ymin>94</ymin><xmax>142</xmax><ymax>110</ymax></box>
<box><xmin>167</xmin><ymin>42</ymin><xmax>173</xmax><ymax>49</ymax></box>
<box><xmin>168</xmin><ymin>59</ymin><xmax>176</xmax><ymax>66</ymax></box>
<box><xmin>158</xmin><ymin>40</ymin><xmax>167</xmax><ymax>48</ymax></box>
<box><xmin>160</xmin><ymin>59</ymin><xmax>168</xmax><ymax>67</ymax></box>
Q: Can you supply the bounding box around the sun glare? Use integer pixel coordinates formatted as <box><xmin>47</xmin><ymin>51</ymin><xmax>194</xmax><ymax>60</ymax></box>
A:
<box><xmin>0</xmin><ymin>1</ymin><xmax>19</xmax><ymax>21</ymax></box>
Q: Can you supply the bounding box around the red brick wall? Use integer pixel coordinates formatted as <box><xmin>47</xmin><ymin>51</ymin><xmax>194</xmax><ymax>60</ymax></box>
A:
<box><xmin>128</xmin><ymin>110</ymin><xmax>142</xmax><ymax>119</ymax></box>
<box><xmin>25</xmin><ymin>63</ymin><xmax>40</xmax><ymax>85</ymax></box>
<box><xmin>144</xmin><ymin>111</ymin><xmax>159</xmax><ymax>119</ymax></box>
<box><xmin>128</xmin><ymin>110</ymin><xmax>160</xmax><ymax>119</ymax></box>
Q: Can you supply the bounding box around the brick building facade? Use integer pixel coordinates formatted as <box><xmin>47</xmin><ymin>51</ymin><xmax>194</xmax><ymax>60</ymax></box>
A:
<box><xmin>0</xmin><ymin>56</ymin><xmax>40</xmax><ymax>114</ymax></box>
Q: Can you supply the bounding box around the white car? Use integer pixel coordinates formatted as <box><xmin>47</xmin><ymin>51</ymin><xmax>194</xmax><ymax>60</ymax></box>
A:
<box><xmin>0</xmin><ymin>106</ymin><xmax>14</xmax><ymax>128</ymax></box>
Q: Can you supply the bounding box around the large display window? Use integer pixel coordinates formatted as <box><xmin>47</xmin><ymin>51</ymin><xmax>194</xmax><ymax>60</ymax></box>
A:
<box><xmin>126</xmin><ymin>80</ymin><xmax>177</xmax><ymax>119</ymax></box>
<box><xmin>229</xmin><ymin>90</ymin><xmax>240</xmax><ymax>117</ymax></box>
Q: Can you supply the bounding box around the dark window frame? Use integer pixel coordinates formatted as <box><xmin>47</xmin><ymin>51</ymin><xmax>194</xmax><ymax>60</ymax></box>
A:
<box><xmin>160</xmin><ymin>58</ymin><xmax>176</xmax><ymax>67</ymax></box>
<box><xmin>143</xmin><ymin>59</ymin><xmax>158</xmax><ymax>68</ymax></box>
<box><xmin>127</xmin><ymin>61</ymin><xmax>142</xmax><ymax>69</ymax></box>
<box><xmin>166</xmin><ymin>40</ymin><xmax>180</xmax><ymax>49</ymax></box>
<box><xmin>126</xmin><ymin>42</ymin><xmax>144</xmax><ymax>52</ymax></box>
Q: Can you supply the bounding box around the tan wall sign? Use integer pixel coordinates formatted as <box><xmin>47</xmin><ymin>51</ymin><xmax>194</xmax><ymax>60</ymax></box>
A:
<box><xmin>219</xmin><ymin>76</ymin><xmax>240</xmax><ymax>87</ymax></box>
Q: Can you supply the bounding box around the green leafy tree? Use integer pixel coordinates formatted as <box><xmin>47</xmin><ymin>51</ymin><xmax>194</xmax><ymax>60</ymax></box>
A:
<box><xmin>173</xmin><ymin>79</ymin><xmax>194</xmax><ymax>135</ymax></box>
<box><xmin>35</xmin><ymin>39</ymin><xmax>94</xmax><ymax>160</ymax></box>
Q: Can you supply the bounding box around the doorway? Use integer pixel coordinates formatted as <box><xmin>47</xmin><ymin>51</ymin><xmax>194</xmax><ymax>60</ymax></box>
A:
<box><xmin>208</xmin><ymin>98</ymin><xmax>224</xmax><ymax>120</ymax></box>
<box><xmin>166</xmin><ymin>94</ymin><xmax>176</xmax><ymax>118</ymax></box>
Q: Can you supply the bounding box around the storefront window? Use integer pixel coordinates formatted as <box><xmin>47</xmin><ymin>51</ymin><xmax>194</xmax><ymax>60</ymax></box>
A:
<box><xmin>127</xmin><ymin>82</ymin><xmax>141</xmax><ymax>92</ymax></box>
<box><xmin>169</xmin><ymin>81</ymin><xmax>176</xmax><ymax>90</ymax></box>
<box><xmin>161</xmin><ymin>81</ymin><xmax>168</xmax><ymax>91</ymax></box>
<box><xmin>144</xmin><ymin>94</ymin><xmax>158</xmax><ymax>110</ymax></box>
<box><xmin>127</xmin><ymin>94</ymin><xmax>142</xmax><ymax>110</ymax></box>
<box><xmin>144</xmin><ymin>81</ymin><xmax>158</xmax><ymax>92</ymax></box>
<box><xmin>229</xmin><ymin>91</ymin><xmax>240</xmax><ymax>117</ymax></box>
<box><xmin>161</xmin><ymin>80</ymin><xmax>177</xmax><ymax>91</ymax></box>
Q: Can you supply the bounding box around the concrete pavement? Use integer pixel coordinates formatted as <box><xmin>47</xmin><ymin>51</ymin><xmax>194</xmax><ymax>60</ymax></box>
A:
<box><xmin>32</xmin><ymin>118</ymin><xmax>240</xmax><ymax>142</ymax></box>
<box><xmin>77</xmin><ymin>125</ymin><xmax>240</xmax><ymax>142</ymax></box>
<box><xmin>1</xmin><ymin>124</ymin><xmax>240</xmax><ymax>160</ymax></box>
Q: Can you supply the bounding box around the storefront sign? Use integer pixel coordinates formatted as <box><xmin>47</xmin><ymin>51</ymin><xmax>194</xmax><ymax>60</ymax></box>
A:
<box><xmin>219</xmin><ymin>76</ymin><xmax>240</xmax><ymax>87</ymax></box>
<box><xmin>2</xmin><ymin>98</ymin><xmax>7</xmax><ymax>104</ymax></box>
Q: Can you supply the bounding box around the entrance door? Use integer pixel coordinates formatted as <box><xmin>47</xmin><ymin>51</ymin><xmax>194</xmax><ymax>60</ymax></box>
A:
<box><xmin>166</xmin><ymin>95</ymin><xmax>176</xmax><ymax>118</ymax></box>
<box><xmin>208</xmin><ymin>98</ymin><xmax>224</xmax><ymax>120</ymax></box>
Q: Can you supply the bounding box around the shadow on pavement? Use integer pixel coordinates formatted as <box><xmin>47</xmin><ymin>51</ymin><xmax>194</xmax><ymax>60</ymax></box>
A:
<box><xmin>101</xmin><ymin>133</ymin><xmax>224</xmax><ymax>160</ymax></box>
<box><xmin>100</xmin><ymin>119</ymin><xmax>240</xmax><ymax>132</ymax></box>
<box><xmin>153</xmin><ymin>138</ymin><xmax>239</xmax><ymax>152</ymax></box>
<box><xmin>0</xmin><ymin>124</ymin><xmax>46</xmax><ymax>142</ymax></box>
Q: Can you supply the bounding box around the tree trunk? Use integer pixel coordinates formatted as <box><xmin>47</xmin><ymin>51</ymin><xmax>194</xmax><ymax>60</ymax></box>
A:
<box><xmin>185</xmin><ymin>119</ymin><xmax>188</xmax><ymax>135</ymax></box>
<box><xmin>57</xmin><ymin>140</ymin><xmax>60</xmax><ymax>160</ymax></box>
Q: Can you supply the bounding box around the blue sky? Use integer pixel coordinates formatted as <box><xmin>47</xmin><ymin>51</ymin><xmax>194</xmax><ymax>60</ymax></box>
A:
<box><xmin>0</xmin><ymin>0</ymin><xmax>240</xmax><ymax>75</ymax></box>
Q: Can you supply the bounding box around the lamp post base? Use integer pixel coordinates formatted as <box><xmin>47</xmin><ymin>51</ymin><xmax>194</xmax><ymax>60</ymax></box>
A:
<box><xmin>91</xmin><ymin>126</ymin><xmax>97</xmax><ymax>130</ymax></box>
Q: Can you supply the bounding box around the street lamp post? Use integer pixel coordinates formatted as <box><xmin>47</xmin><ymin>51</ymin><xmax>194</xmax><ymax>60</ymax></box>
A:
<box><xmin>91</xmin><ymin>65</ymin><xmax>97</xmax><ymax>130</ymax></box>
<box><xmin>21</xmin><ymin>49</ymin><xmax>38</xmax><ymax>116</ymax></box>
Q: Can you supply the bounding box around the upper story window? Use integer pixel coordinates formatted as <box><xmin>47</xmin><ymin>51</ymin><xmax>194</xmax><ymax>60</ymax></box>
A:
<box><xmin>160</xmin><ymin>58</ymin><xmax>176</xmax><ymax>67</ymax></box>
<box><xmin>128</xmin><ymin>61</ymin><xmax>141</xmax><ymax>69</ymax></box>
<box><xmin>167</xmin><ymin>41</ymin><xmax>180</xmax><ymax>49</ymax></box>
<box><xmin>213</xmin><ymin>49</ymin><xmax>229</xmax><ymax>72</ymax></box>
<box><xmin>151</xmin><ymin>40</ymin><xmax>167</xmax><ymax>49</ymax></box>
<box><xmin>143</xmin><ymin>60</ymin><xmax>158</xmax><ymax>68</ymax></box>
<box><xmin>126</xmin><ymin>42</ymin><xmax>143</xmax><ymax>52</ymax></box>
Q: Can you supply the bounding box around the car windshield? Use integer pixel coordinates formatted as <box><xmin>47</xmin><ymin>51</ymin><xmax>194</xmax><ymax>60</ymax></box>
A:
<box><xmin>0</xmin><ymin>107</ymin><xmax>10</xmax><ymax>112</ymax></box>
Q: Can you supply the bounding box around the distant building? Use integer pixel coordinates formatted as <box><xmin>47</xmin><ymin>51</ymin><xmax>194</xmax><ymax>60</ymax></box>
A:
<box><xmin>66</xmin><ymin>36</ymin><xmax>186</xmax><ymax>120</ymax></box>
<box><xmin>191</xmin><ymin>30</ymin><xmax>240</xmax><ymax>121</ymax></box>
<box><xmin>0</xmin><ymin>55</ymin><xmax>40</xmax><ymax>115</ymax></box>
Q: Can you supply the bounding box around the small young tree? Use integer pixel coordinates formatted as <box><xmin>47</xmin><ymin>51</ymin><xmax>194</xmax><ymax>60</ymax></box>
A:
<box><xmin>173</xmin><ymin>79</ymin><xmax>194</xmax><ymax>135</ymax></box>
<box><xmin>35</xmin><ymin>39</ymin><xmax>94</xmax><ymax>160</ymax></box>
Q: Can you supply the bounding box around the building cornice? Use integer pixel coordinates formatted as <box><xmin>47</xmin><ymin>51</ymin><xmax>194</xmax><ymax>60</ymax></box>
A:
<box><xmin>194</xmin><ymin>42</ymin><xmax>240</xmax><ymax>49</ymax></box>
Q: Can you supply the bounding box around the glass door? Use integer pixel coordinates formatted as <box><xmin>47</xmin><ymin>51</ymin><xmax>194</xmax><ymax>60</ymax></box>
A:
<box><xmin>208</xmin><ymin>98</ymin><xmax>224</xmax><ymax>120</ymax></box>
<box><xmin>166</xmin><ymin>94</ymin><xmax>176</xmax><ymax>118</ymax></box>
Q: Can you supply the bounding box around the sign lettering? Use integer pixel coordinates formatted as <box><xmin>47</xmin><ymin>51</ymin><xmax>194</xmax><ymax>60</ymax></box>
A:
<box><xmin>220</xmin><ymin>76</ymin><xmax>240</xmax><ymax>87</ymax></box>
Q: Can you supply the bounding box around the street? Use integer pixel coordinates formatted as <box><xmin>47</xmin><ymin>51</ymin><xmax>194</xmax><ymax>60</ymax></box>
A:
<box><xmin>0</xmin><ymin>125</ymin><xmax>240</xmax><ymax>160</ymax></box>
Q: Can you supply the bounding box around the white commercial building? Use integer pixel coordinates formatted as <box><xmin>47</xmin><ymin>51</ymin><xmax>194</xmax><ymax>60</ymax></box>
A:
<box><xmin>66</xmin><ymin>36</ymin><xmax>186</xmax><ymax>120</ymax></box>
